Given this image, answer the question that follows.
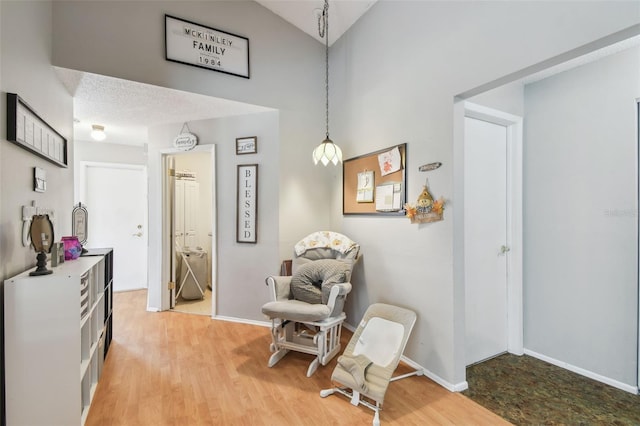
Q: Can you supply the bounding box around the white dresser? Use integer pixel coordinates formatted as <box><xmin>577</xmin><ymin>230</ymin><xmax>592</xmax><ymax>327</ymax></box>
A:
<box><xmin>4</xmin><ymin>250</ymin><xmax>113</xmax><ymax>426</ymax></box>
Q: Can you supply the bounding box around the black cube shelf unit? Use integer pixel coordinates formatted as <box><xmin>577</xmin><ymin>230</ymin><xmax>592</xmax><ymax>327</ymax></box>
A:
<box><xmin>83</xmin><ymin>248</ymin><xmax>114</xmax><ymax>357</ymax></box>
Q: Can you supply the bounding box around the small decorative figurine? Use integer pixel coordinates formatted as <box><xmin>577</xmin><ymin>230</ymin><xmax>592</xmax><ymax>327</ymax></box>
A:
<box><xmin>405</xmin><ymin>184</ymin><xmax>445</xmax><ymax>224</ymax></box>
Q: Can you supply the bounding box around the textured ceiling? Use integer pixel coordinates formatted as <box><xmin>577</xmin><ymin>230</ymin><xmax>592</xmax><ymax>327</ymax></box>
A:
<box><xmin>56</xmin><ymin>68</ymin><xmax>274</xmax><ymax>146</ymax></box>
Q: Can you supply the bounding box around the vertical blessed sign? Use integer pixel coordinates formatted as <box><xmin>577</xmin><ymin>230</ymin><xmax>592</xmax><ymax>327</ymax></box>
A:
<box><xmin>237</xmin><ymin>164</ymin><xmax>258</xmax><ymax>243</ymax></box>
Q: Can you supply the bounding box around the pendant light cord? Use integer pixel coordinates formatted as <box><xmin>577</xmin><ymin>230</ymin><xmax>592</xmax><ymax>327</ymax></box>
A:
<box><xmin>318</xmin><ymin>0</ymin><xmax>330</xmax><ymax>140</ymax></box>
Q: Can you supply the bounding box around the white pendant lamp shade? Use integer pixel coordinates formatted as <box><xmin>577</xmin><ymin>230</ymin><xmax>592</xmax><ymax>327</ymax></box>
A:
<box><xmin>91</xmin><ymin>124</ymin><xmax>106</xmax><ymax>141</ymax></box>
<box><xmin>314</xmin><ymin>0</ymin><xmax>342</xmax><ymax>166</ymax></box>
<box><xmin>313</xmin><ymin>138</ymin><xmax>343</xmax><ymax>166</ymax></box>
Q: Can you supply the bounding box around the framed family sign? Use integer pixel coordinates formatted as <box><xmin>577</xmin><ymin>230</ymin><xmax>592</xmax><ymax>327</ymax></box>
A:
<box><xmin>237</xmin><ymin>164</ymin><xmax>258</xmax><ymax>243</ymax></box>
<box><xmin>165</xmin><ymin>14</ymin><xmax>250</xmax><ymax>79</ymax></box>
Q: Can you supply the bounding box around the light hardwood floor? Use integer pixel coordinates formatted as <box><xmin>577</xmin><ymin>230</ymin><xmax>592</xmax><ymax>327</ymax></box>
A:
<box><xmin>173</xmin><ymin>288</ymin><xmax>213</xmax><ymax>316</ymax></box>
<box><xmin>86</xmin><ymin>290</ymin><xmax>509</xmax><ymax>425</ymax></box>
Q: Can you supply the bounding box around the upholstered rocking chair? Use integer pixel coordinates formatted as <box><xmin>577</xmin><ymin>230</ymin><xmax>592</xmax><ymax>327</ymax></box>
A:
<box><xmin>261</xmin><ymin>231</ymin><xmax>360</xmax><ymax>377</ymax></box>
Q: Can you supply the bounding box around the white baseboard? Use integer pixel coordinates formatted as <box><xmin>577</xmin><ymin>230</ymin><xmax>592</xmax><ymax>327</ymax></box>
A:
<box><xmin>343</xmin><ymin>322</ymin><xmax>356</xmax><ymax>332</ymax></box>
<box><xmin>524</xmin><ymin>349</ymin><xmax>638</xmax><ymax>395</ymax></box>
<box><xmin>213</xmin><ymin>315</ymin><xmax>271</xmax><ymax>328</ymax></box>
<box><xmin>399</xmin><ymin>354</ymin><xmax>469</xmax><ymax>392</ymax></box>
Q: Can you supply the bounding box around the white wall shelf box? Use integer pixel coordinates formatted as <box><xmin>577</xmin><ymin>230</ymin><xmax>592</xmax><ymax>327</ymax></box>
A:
<box><xmin>4</xmin><ymin>248</ymin><xmax>114</xmax><ymax>426</ymax></box>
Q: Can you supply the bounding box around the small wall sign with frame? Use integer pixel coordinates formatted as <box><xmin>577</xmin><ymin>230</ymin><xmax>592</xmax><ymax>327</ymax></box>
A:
<box><xmin>236</xmin><ymin>136</ymin><xmax>257</xmax><ymax>155</ymax></box>
<box><xmin>237</xmin><ymin>164</ymin><xmax>258</xmax><ymax>243</ymax></box>
<box><xmin>6</xmin><ymin>93</ymin><xmax>68</xmax><ymax>168</ymax></box>
<box><xmin>33</xmin><ymin>167</ymin><xmax>46</xmax><ymax>193</ymax></box>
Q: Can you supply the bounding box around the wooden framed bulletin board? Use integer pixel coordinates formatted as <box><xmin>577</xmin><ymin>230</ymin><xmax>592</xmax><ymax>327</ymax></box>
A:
<box><xmin>343</xmin><ymin>143</ymin><xmax>407</xmax><ymax>215</ymax></box>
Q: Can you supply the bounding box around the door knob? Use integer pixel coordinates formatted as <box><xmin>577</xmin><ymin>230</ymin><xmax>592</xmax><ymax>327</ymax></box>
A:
<box><xmin>132</xmin><ymin>232</ymin><xmax>143</xmax><ymax>237</ymax></box>
<box><xmin>499</xmin><ymin>245</ymin><xmax>510</xmax><ymax>255</ymax></box>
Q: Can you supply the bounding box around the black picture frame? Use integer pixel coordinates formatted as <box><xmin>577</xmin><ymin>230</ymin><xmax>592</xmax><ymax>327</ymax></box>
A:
<box><xmin>237</xmin><ymin>164</ymin><xmax>258</xmax><ymax>243</ymax></box>
<box><xmin>165</xmin><ymin>14</ymin><xmax>250</xmax><ymax>79</ymax></box>
<box><xmin>6</xmin><ymin>93</ymin><xmax>68</xmax><ymax>168</ymax></box>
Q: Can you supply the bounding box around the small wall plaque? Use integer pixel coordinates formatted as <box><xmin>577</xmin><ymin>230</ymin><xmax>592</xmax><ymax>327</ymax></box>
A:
<box><xmin>34</xmin><ymin>167</ymin><xmax>46</xmax><ymax>193</ymax></box>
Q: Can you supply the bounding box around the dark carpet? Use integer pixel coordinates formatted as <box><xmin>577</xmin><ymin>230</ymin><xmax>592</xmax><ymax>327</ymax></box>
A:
<box><xmin>462</xmin><ymin>353</ymin><xmax>640</xmax><ymax>425</ymax></box>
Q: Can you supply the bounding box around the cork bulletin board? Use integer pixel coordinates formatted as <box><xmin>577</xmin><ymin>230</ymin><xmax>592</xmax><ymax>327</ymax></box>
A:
<box><xmin>343</xmin><ymin>143</ymin><xmax>407</xmax><ymax>215</ymax></box>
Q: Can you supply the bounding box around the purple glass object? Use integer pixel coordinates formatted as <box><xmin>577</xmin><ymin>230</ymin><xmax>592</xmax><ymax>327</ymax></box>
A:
<box><xmin>61</xmin><ymin>236</ymin><xmax>82</xmax><ymax>260</ymax></box>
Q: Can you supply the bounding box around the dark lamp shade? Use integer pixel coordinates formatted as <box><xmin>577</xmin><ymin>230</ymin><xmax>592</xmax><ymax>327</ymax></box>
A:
<box><xmin>30</xmin><ymin>214</ymin><xmax>54</xmax><ymax>253</ymax></box>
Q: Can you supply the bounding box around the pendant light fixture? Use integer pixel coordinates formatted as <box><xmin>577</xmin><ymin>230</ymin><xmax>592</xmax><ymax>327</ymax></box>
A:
<box><xmin>312</xmin><ymin>0</ymin><xmax>342</xmax><ymax>166</ymax></box>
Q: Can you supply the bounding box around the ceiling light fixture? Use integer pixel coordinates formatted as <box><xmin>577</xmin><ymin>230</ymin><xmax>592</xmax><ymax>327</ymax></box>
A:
<box><xmin>90</xmin><ymin>124</ymin><xmax>106</xmax><ymax>141</ymax></box>
<box><xmin>312</xmin><ymin>0</ymin><xmax>342</xmax><ymax>166</ymax></box>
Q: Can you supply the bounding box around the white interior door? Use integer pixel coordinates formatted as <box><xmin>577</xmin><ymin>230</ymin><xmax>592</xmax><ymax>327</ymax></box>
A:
<box><xmin>84</xmin><ymin>163</ymin><xmax>148</xmax><ymax>292</ymax></box>
<box><xmin>464</xmin><ymin>116</ymin><xmax>509</xmax><ymax>366</ymax></box>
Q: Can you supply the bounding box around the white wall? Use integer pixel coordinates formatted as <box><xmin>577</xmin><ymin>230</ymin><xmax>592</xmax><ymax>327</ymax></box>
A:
<box><xmin>523</xmin><ymin>46</ymin><xmax>640</xmax><ymax>387</ymax></box>
<box><xmin>0</xmin><ymin>1</ymin><xmax>74</xmax><ymax>422</ymax></box>
<box><xmin>73</xmin><ymin>139</ymin><xmax>147</xmax><ymax>203</ymax></box>
<box><xmin>329</xmin><ymin>0</ymin><xmax>639</xmax><ymax>389</ymax></box>
<box><xmin>469</xmin><ymin>81</ymin><xmax>525</xmax><ymax>118</ymax></box>
<box><xmin>74</xmin><ymin>139</ymin><xmax>146</xmax><ymax>165</ymax></box>
<box><xmin>148</xmin><ymin>110</ymin><xmax>278</xmax><ymax>320</ymax></box>
<box><xmin>51</xmin><ymin>0</ymin><xmax>334</xmax><ymax>260</ymax></box>
<box><xmin>1</xmin><ymin>1</ymin><xmax>74</xmax><ymax>279</ymax></box>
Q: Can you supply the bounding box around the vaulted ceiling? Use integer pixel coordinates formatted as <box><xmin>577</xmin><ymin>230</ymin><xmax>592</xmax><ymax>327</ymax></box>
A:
<box><xmin>65</xmin><ymin>1</ymin><xmax>377</xmax><ymax>146</ymax></box>
<box><xmin>256</xmin><ymin>0</ymin><xmax>377</xmax><ymax>46</ymax></box>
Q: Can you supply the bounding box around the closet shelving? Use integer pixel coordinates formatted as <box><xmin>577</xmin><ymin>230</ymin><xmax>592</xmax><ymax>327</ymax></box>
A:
<box><xmin>4</xmin><ymin>248</ymin><xmax>113</xmax><ymax>426</ymax></box>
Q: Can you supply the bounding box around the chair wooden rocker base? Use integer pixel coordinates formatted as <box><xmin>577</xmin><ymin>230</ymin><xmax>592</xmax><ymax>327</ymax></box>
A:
<box><xmin>268</xmin><ymin>312</ymin><xmax>345</xmax><ymax>377</ymax></box>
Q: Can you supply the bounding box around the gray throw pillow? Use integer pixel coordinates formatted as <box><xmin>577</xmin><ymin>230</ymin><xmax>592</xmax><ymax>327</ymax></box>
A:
<box><xmin>290</xmin><ymin>259</ymin><xmax>351</xmax><ymax>304</ymax></box>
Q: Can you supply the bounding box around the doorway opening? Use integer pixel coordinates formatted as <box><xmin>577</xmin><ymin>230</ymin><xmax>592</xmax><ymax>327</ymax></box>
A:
<box><xmin>160</xmin><ymin>146</ymin><xmax>217</xmax><ymax>317</ymax></box>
